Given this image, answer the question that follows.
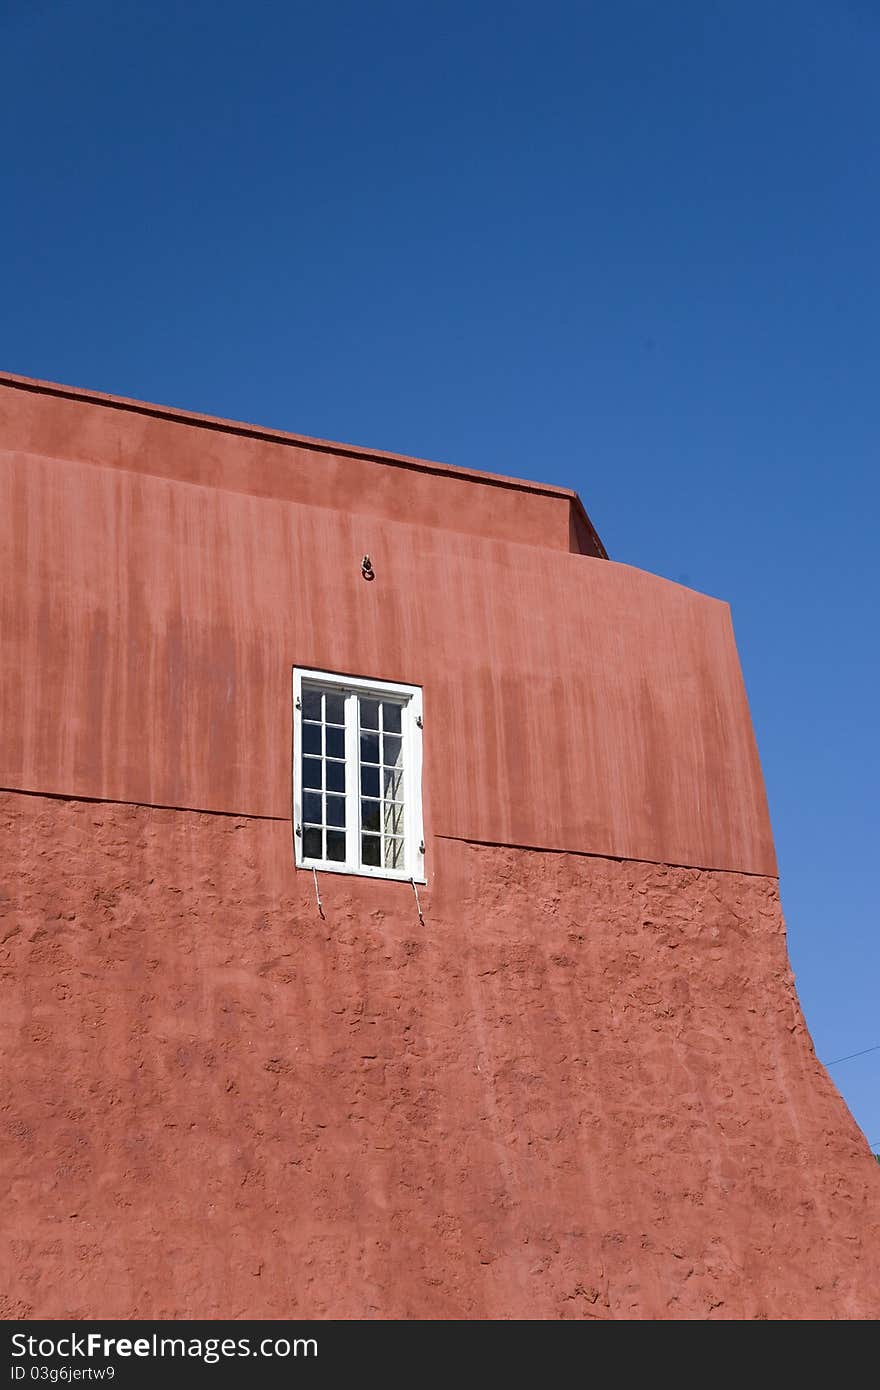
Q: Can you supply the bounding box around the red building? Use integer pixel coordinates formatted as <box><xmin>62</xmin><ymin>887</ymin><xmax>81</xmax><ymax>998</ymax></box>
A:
<box><xmin>1</xmin><ymin>370</ymin><xmax>878</xmax><ymax>1319</ymax></box>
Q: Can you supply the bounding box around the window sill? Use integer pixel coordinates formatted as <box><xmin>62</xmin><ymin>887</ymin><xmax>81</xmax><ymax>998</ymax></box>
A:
<box><xmin>297</xmin><ymin>857</ymin><xmax>426</xmax><ymax>886</ymax></box>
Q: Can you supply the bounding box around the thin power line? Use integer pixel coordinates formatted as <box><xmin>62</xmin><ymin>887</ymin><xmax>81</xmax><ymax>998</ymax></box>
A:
<box><xmin>825</xmin><ymin>1043</ymin><xmax>880</xmax><ymax>1067</ymax></box>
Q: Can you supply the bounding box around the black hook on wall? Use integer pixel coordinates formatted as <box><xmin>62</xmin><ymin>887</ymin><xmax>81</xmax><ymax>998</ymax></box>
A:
<box><xmin>361</xmin><ymin>554</ymin><xmax>375</xmax><ymax>581</ymax></box>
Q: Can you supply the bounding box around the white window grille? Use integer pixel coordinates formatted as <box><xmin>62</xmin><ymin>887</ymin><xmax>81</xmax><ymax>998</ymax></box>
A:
<box><xmin>293</xmin><ymin>668</ymin><xmax>424</xmax><ymax>882</ymax></box>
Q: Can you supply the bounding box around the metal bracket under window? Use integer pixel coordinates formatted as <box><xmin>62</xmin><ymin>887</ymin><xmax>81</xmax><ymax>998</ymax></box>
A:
<box><xmin>411</xmin><ymin>877</ymin><xmax>425</xmax><ymax>927</ymax></box>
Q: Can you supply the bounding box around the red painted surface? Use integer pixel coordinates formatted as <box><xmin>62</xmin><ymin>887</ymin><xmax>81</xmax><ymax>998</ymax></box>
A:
<box><xmin>1</xmin><ymin>794</ymin><xmax>878</xmax><ymax>1320</ymax></box>
<box><xmin>2</xmin><ymin>374</ymin><xmax>877</xmax><ymax>1320</ymax></box>
<box><xmin>0</xmin><ymin>374</ymin><xmax>604</xmax><ymax>557</ymax></box>
<box><xmin>0</xmin><ymin>388</ymin><xmax>773</xmax><ymax>875</ymax></box>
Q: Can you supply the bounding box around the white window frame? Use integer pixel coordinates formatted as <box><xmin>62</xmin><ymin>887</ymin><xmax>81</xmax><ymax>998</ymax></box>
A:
<box><xmin>292</xmin><ymin>667</ymin><xmax>425</xmax><ymax>883</ymax></box>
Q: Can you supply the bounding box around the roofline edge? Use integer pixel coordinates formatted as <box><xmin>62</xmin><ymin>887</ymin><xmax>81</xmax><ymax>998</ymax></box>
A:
<box><xmin>0</xmin><ymin>369</ymin><xmax>608</xmax><ymax>559</ymax></box>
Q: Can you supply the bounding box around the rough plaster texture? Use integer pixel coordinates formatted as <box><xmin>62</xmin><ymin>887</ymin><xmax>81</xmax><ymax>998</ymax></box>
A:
<box><xmin>2</xmin><ymin>791</ymin><xmax>878</xmax><ymax>1321</ymax></box>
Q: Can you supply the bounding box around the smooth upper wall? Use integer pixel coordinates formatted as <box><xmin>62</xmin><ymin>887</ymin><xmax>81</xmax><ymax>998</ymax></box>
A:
<box><xmin>0</xmin><ymin>376</ymin><xmax>776</xmax><ymax>876</ymax></box>
<box><xmin>0</xmin><ymin>374</ymin><xmax>604</xmax><ymax>557</ymax></box>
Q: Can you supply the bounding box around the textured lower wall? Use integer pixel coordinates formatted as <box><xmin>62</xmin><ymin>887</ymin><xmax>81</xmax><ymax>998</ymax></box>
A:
<box><xmin>1</xmin><ymin>791</ymin><xmax>878</xmax><ymax>1320</ymax></box>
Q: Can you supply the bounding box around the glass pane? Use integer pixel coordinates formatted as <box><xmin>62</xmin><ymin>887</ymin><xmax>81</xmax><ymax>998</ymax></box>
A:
<box><xmin>325</xmin><ymin>691</ymin><xmax>345</xmax><ymax>725</ymax></box>
<box><xmin>303</xmin><ymin>826</ymin><xmax>322</xmax><ymax>859</ymax></box>
<box><xmin>383</xmin><ymin>802</ymin><xmax>404</xmax><ymax>837</ymax></box>
<box><xmin>326</xmin><ymin>830</ymin><xmax>346</xmax><ymax>862</ymax></box>
<box><xmin>361</xmin><ymin>799</ymin><xmax>381</xmax><ymax>834</ymax></box>
<box><xmin>382</xmin><ymin>733</ymin><xmax>402</xmax><ymax>770</ymax></box>
<box><xmin>384</xmin><ymin>837</ymin><xmax>404</xmax><ymax>870</ymax></box>
<box><xmin>360</xmin><ymin>698</ymin><xmax>380</xmax><ymax>730</ymax></box>
<box><xmin>303</xmin><ymin>790</ymin><xmax>322</xmax><ymax>824</ymax></box>
<box><xmin>302</xmin><ymin>756</ymin><xmax>322</xmax><ymax>790</ymax></box>
<box><xmin>361</xmin><ymin>833</ymin><xmax>381</xmax><ymax>867</ymax></box>
<box><xmin>382</xmin><ymin>768</ymin><xmax>403</xmax><ymax>801</ymax></box>
<box><xmin>302</xmin><ymin>688</ymin><xmax>322</xmax><ymax>721</ymax></box>
<box><xmin>360</xmin><ymin>731</ymin><xmax>380</xmax><ymax>764</ymax></box>
<box><xmin>325</xmin><ymin>725</ymin><xmax>345</xmax><ymax>760</ymax></box>
<box><xmin>302</xmin><ymin>722</ymin><xmax>322</xmax><ymax>756</ymax></box>
<box><xmin>382</xmin><ymin>702</ymin><xmax>402</xmax><ymax>734</ymax></box>
<box><xmin>326</xmin><ymin>760</ymin><xmax>345</xmax><ymax>793</ymax></box>
<box><xmin>326</xmin><ymin>793</ymin><xmax>345</xmax><ymax>828</ymax></box>
<box><xmin>361</xmin><ymin>764</ymin><xmax>379</xmax><ymax>798</ymax></box>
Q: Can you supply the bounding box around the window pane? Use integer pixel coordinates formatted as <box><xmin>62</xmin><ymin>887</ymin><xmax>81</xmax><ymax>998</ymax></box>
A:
<box><xmin>303</xmin><ymin>826</ymin><xmax>322</xmax><ymax>859</ymax></box>
<box><xmin>382</xmin><ymin>768</ymin><xmax>403</xmax><ymax>801</ymax></box>
<box><xmin>382</xmin><ymin>733</ymin><xmax>402</xmax><ymax>770</ymax></box>
<box><xmin>326</xmin><ymin>760</ymin><xmax>345</xmax><ymax>793</ymax></box>
<box><xmin>297</xmin><ymin>673</ymin><xmax>420</xmax><ymax>878</ymax></box>
<box><xmin>302</xmin><ymin>722</ymin><xmax>322</xmax><ymax>756</ymax></box>
<box><xmin>302</xmin><ymin>688</ymin><xmax>322</xmax><ymax>721</ymax></box>
<box><xmin>360</xmin><ymin>731</ymin><xmax>380</xmax><ymax>764</ymax></box>
<box><xmin>325</xmin><ymin>691</ymin><xmax>345</xmax><ymax>725</ymax></box>
<box><xmin>326</xmin><ymin>830</ymin><xmax>346</xmax><ymax>862</ymax></box>
<box><xmin>360</xmin><ymin>698</ymin><xmax>380</xmax><ymax>730</ymax></box>
<box><xmin>384</xmin><ymin>837</ymin><xmax>404</xmax><ymax>869</ymax></box>
<box><xmin>382</xmin><ymin>702</ymin><xmax>402</xmax><ymax>734</ymax></box>
<box><xmin>325</xmin><ymin>725</ymin><xmax>345</xmax><ymax>760</ymax></box>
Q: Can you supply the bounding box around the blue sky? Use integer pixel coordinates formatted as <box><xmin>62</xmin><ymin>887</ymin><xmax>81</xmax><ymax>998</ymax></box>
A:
<box><xmin>2</xmin><ymin>1</ymin><xmax>877</xmax><ymax>1145</ymax></box>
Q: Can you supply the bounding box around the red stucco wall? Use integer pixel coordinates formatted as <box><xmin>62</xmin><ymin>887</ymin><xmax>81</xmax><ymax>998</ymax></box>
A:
<box><xmin>0</xmin><ymin>375</ymin><xmax>602</xmax><ymax>557</ymax></box>
<box><xmin>0</xmin><ymin>435</ymin><xmax>773</xmax><ymax>875</ymax></box>
<box><xmin>2</xmin><ymin>791</ymin><xmax>878</xmax><ymax>1320</ymax></box>
<box><xmin>3</xmin><ymin>375</ymin><xmax>877</xmax><ymax>1321</ymax></box>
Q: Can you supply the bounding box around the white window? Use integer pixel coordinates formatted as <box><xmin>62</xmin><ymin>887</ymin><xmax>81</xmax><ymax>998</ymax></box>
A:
<box><xmin>293</xmin><ymin>668</ymin><xmax>425</xmax><ymax>882</ymax></box>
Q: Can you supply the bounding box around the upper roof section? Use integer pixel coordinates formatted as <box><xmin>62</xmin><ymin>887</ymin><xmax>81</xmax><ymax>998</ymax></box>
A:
<box><xmin>0</xmin><ymin>372</ymin><xmax>607</xmax><ymax>558</ymax></box>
